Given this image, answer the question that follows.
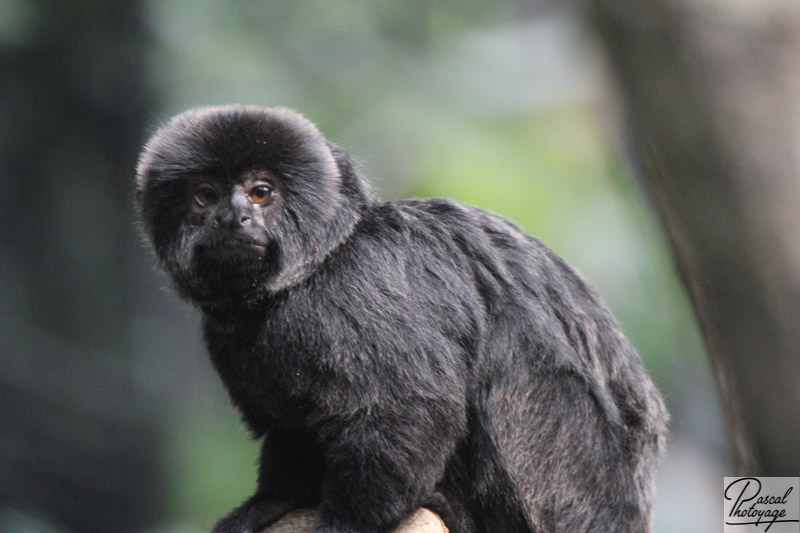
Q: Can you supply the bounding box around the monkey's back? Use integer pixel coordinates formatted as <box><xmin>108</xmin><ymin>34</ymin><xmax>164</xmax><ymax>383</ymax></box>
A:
<box><xmin>370</xmin><ymin>198</ymin><xmax>668</xmax><ymax>532</ymax></box>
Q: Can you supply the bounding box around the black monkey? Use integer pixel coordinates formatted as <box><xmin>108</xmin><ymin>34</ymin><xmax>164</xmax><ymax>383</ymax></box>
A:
<box><xmin>136</xmin><ymin>105</ymin><xmax>667</xmax><ymax>533</ymax></box>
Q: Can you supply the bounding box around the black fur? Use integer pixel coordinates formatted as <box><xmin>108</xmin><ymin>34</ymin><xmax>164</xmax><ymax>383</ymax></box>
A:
<box><xmin>136</xmin><ymin>105</ymin><xmax>667</xmax><ymax>533</ymax></box>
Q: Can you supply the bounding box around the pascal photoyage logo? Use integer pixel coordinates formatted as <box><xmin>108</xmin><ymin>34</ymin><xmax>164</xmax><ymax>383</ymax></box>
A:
<box><xmin>724</xmin><ymin>477</ymin><xmax>800</xmax><ymax>532</ymax></box>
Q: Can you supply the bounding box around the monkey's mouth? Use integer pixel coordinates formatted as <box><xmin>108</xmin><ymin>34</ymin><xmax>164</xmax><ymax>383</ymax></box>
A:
<box><xmin>199</xmin><ymin>235</ymin><xmax>269</xmax><ymax>260</ymax></box>
<box><xmin>231</xmin><ymin>238</ymin><xmax>267</xmax><ymax>253</ymax></box>
<box><xmin>226</xmin><ymin>238</ymin><xmax>269</xmax><ymax>257</ymax></box>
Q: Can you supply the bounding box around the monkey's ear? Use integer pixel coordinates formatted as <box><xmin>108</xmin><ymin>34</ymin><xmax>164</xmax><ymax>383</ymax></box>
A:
<box><xmin>134</xmin><ymin>149</ymin><xmax>152</xmax><ymax>195</ymax></box>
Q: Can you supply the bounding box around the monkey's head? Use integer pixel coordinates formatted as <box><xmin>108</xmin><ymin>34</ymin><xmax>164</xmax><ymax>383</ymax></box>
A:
<box><xmin>136</xmin><ymin>105</ymin><xmax>372</xmax><ymax>309</ymax></box>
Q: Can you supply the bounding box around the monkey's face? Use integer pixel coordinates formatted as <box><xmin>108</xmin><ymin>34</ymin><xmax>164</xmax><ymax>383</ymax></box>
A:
<box><xmin>136</xmin><ymin>105</ymin><xmax>349</xmax><ymax>307</ymax></box>
<box><xmin>165</xmin><ymin>169</ymin><xmax>283</xmax><ymax>303</ymax></box>
<box><xmin>188</xmin><ymin>172</ymin><xmax>277</xmax><ymax>259</ymax></box>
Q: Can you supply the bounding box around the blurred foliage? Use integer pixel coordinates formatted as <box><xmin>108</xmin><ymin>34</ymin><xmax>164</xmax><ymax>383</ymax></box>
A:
<box><xmin>2</xmin><ymin>1</ymin><xmax>715</xmax><ymax>532</ymax></box>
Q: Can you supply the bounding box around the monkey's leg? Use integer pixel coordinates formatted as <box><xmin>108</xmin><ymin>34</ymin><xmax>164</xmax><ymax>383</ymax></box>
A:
<box><xmin>213</xmin><ymin>429</ymin><xmax>324</xmax><ymax>533</ymax></box>
<box><xmin>311</xmin><ymin>411</ymin><xmax>456</xmax><ymax>533</ymax></box>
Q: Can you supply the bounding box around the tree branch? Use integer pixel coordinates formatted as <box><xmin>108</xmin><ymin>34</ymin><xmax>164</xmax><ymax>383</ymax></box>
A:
<box><xmin>589</xmin><ymin>0</ymin><xmax>800</xmax><ymax>474</ymax></box>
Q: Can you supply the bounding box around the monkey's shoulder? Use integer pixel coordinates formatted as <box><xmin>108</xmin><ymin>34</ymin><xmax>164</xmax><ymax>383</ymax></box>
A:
<box><xmin>351</xmin><ymin>198</ymin><xmax>582</xmax><ymax>290</ymax></box>
<box><xmin>351</xmin><ymin>198</ymin><xmax>530</xmax><ymax>254</ymax></box>
<box><xmin>350</xmin><ymin>199</ymin><xmax>631</xmax><ymax>348</ymax></box>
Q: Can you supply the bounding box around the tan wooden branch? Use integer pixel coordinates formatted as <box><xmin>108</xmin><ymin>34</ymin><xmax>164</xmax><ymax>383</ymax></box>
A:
<box><xmin>260</xmin><ymin>508</ymin><xmax>448</xmax><ymax>533</ymax></box>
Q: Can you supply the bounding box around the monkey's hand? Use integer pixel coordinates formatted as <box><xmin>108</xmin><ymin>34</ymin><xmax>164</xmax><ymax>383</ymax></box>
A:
<box><xmin>211</xmin><ymin>494</ymin><xmax>295</xmax><ymax>533</ymax></box>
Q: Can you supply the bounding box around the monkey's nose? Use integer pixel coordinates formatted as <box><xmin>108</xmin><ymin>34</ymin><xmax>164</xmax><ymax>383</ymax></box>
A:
<box><xmin>213</xmin><ymin>210</ymin><xmax>238</xmax><ymax>228</ymax></box>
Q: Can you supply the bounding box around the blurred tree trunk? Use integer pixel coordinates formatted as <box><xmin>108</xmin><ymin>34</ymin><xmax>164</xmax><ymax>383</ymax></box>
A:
<box><xmin>0</xmin><ymin>2</ymin><xmax>161</xmax><ymax>532</ymax></box>
<box><xmin>588</xmin><ymin>0</ymin><xmax>800</xmax><ymax>474</ymax></box>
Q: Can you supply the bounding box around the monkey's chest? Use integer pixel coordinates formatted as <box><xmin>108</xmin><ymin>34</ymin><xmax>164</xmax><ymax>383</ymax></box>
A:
<box><xmin>205</xmin><ymin>323</ymin><xmax>318</xmax><ymax>432</ymax></box>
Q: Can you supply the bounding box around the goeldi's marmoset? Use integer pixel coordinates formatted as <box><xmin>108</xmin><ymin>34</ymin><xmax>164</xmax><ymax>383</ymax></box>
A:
<box><xmin>136</xmin><ymin>105</ymin><xmax>667</xmax><ymax>533</ymax></box>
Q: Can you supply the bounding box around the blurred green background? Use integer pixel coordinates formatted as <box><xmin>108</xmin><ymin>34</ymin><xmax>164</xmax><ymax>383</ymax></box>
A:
<box><xmin>0</xmin><ymin>1</ymin><xmax>725</xmax><ymax>532</ymax></box>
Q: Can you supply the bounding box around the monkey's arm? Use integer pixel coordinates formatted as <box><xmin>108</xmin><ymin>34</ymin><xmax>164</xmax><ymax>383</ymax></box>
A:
<box><xmin>311</xmin><ymin>401</ymin><xmax>462</xmax><ymax>533</ymax></box>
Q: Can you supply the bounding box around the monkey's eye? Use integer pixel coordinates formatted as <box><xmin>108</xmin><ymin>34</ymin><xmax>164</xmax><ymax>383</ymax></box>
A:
<box><xmin>249</xmin><ymin>185</ymin><xmax>273</xmax><ymax>205</ymax></box>
<box><xmin>194</xmin><ymin>185</ymin><xmax>219</xmax><ymax>207</ymax></box>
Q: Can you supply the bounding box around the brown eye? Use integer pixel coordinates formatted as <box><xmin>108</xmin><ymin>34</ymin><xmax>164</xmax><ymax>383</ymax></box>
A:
<box><xmin>194</xmin><ymin>185</ymin><xmax>219</xmax><ymax>207</ymax></box>
<box><xmin>249</xmin><ymin>185</ymin><xmax>272</xmax><ymax>205</ymax></box>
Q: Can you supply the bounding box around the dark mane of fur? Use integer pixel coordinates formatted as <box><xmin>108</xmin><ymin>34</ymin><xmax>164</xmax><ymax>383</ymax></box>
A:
<box><xmin>136</xmin><ymin>105</ymin><xmax>667</xmax><ymax>533</ymax></box>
